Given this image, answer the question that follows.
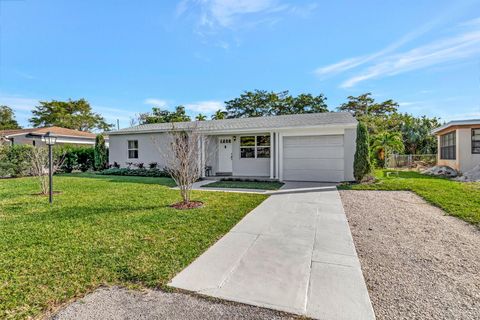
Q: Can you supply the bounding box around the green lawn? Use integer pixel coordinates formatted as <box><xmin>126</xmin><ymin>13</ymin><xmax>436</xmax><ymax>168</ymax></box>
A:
<box><xmin>0</xmin><ymin>175</ymin><xmax>267</xmax><ymax>319</ymax></box>
<box><xmin>202</xmin><ymin>180</ymin><xmax>284</xmax><ymax>190</ymax></box>
<box><xmin>339</xmin><ymin>170</ymin><xmax>480</xmax><ymax>226</ymax></box>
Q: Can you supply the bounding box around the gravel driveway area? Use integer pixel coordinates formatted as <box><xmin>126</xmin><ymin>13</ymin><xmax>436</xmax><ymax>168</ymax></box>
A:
<box><xmin>340</xmin><ymin>190</ymin><xmax>480</xmax><ymax>320</ymax></box>
<box><xmin>51</xmin><ymin>287</ymin><xmax>296</xmax><ymax>320</ymax></box>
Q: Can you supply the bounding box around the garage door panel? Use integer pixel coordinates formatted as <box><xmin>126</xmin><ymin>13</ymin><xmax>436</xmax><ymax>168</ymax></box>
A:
<box><xmin>283</xmin><ymin>135</ymin><xmax>343</xmax><ymax>147</ymax></box>
<box><xmin>283</xmin><ymin>169</ymin><xmax>344</xmax><ymax>182</ymax></box>
<box><xmin>283</xmin><ymin>147</ymin><xmax>344</xmax><ymax>159</ymax></box>
<box><xmin>283</xmin><ymin>135</ymin><xmax>345</xmax><ymax>182</ymax></box>
<box><xmin>284</xmin><ymin>158</ymin><xmax>344</xmax><ymax>171</ymax></box>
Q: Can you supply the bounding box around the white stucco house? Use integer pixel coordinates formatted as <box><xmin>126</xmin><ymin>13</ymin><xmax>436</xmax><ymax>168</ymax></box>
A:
<box><xmin>432</xmin><ymin>119</ymin><xmax>480</xmax><ymax>173</ymax></box>
<box><xmin>108</xmin><ymin>112</ymin><xmax>358</xmax><ymax>182</ymax></box>
<box><xmin>0</xmin><ymin>126</ymin><xmax>108</xmax><ymax>147</ymax></box>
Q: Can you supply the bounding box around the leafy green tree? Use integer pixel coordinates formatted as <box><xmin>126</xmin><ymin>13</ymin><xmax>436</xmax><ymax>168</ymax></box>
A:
<box><xmin>139</xmin><ymin>106</ymin><xmax>191</xmax><ymax>124</ymax></box>
<box><xmin>211</xmin><ymin>109</ymin><xmax>227</xmax><ymax>120</ymax></box>
<box><xmin>338</xmin><ymin>93</ymin><xmax>398</xmax><ymax>118</ymax></box>
<box><xmin>195</xmin><ymin>114</ymin><xmax>207</xmax><ymax>121</ymax></box>
<box><xmin>29</xmin><ymin>99</ymin><xmax>111</xmax><ymax>132</ymax></box>
<box><xmin>94</xmin><ymin>135</ymin><xmax>108</xmax><ymax>171</ymax></box>
<box><xmin>354</xmin><ymin>122</ymin><xmax>372</xmax><ymax>182</ymax></box>
<box><xmin>0</xmin><ymin>106</ymin><xmax>21</xmax><ymax>130</ymax></box>
<box><xmin>372</xmin><ymin>131</ymin><xmax>405</xmax><ymax>167</ymax></box>
<box><xmin>224</xmin><ymin>90</ymin><xmax>328</xmax><ymax>118</ymax></box>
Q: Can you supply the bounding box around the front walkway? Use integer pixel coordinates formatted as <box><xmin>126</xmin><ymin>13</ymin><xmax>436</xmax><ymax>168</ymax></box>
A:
<box><xmin>169</xmin><ymin>184</ymin><xmax>375</xmax><ymax>320</ymax></box>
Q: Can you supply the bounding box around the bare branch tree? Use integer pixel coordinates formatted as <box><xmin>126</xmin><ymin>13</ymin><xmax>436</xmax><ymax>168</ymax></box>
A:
<box><xmin>155</xmin><ymin>123</ymin><xmax>208</xmax><ymax>205</ymax></box>
<box><xmin>28</xmin><ymin>147</ymin><xmax>66</xmax><ymax>195</ymax></box>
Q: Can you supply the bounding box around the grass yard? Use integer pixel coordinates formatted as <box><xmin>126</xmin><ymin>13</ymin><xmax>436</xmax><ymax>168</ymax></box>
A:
<box><xmin>340</xmin><ymin>170</ymin><xmax>480</xmax><ymax>225</ymax></box>
<box><xmin>0</xmin><ymin>174</ymin><xmax>267</xmax><ymax>319</ymax></box>
<box><xmin>202</xmin><ymin>180</ymin><xmax>284</xmax><ymax>190</ymax></box>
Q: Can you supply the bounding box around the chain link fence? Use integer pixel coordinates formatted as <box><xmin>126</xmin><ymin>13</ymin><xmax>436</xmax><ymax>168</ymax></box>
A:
<box><xmin>386</xmin><ymin>154</ymin><xmax>437</xmax><ymax>169</ymax></box>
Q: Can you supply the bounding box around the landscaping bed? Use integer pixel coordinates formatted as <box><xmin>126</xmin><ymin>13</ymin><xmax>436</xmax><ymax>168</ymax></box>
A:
<box><xmin>340</xmin><ymin>170</ymin><xmax>480</xmax><ymax>225</ymax></box>
<box><xmin>202</xmin><ymin>180</ymin><xmax>284</xmax><ymax>190</ymax></box>
<box><xmin>340</xmin><ymin>190</ymin><xmax>480</xmax><ymax>320</ymax></box>
<box><xmin>0</xmin><ymin>174</ymin><xmax>267</xmax><ymax>319</ymax></box>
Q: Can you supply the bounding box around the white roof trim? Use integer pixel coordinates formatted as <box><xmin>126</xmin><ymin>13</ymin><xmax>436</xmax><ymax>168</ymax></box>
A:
<box><xmin>432</xmin><ymin>119</ymin><xmax>480</xmax><ymax>134</ymax></box>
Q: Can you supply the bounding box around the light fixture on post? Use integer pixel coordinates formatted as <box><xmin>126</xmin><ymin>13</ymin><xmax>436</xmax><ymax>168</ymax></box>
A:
<box><xmin>42</xmin><ymin>132</ymin><xmax>57</xmax><ymax>204</ymax></box>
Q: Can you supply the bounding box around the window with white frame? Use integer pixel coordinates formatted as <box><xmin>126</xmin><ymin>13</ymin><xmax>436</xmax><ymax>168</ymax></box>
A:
<box><xmin>240</xmin><ymin>135</ymin><xmax>270</xmax><ymax>158</ymax></box>
<box><xmin>128</xmin><ymin>140</ymin><xmax>139</xmax><ymax>159</ymax></box>
<box><xmin>472</xmin><ymin>129</ymin><xmax>480</xmax><ymax>154</ymax></box>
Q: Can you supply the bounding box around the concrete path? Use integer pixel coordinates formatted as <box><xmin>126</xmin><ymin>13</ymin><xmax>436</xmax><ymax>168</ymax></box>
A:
<box><xmin>169</xmin><ymin>184</ymin><xmax>375</xmax><ymax>320</ymax></box>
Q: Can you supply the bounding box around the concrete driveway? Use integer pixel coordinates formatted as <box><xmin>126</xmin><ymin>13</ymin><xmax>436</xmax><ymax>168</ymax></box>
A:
<box><xmin>170</xmin><ymin>183</ymin><xmax>375</xmax><ymax>320</ymax></box>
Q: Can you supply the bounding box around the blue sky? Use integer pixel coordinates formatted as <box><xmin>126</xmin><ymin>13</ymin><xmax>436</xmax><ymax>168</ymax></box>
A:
<box><xmin>1</xmin><ymin>0</ymin><xmax>480</xmax><ymax>129</ymax></box>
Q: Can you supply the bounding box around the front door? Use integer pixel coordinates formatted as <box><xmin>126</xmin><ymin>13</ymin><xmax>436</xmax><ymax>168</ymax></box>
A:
<box><xmin>218</xmin><ymin>136</ymin><xmax>233</xmax><ymax>172</ymax></box>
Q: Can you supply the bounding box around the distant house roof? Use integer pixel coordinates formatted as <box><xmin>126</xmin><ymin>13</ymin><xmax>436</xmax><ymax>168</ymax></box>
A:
<box><xmin>109</xmin><ymin>112</ymin><xmax>357</xmax><ymax>135</ymax></box>
<box><xmin>432</xmin><ymin>119</ymin><xmax>480</xmax><ymax>135</ymax></box>
<box><xmin>0</xmin><ymin>126</ymin><xmax>100</xmax><ymax>139</ymax></box>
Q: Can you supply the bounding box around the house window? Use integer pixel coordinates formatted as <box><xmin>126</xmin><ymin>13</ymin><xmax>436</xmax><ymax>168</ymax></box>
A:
<box><xmin>440</xmin><ymin>132</ymin><xmax>456</xmax><ymax>160</ymax></box>
<box><xmin>128</xmin><ymin>140</ymin><xmax>139</xmax><ymax>159</ymax></box>
<box><xmin>473</xmin><ymin>129</ymin><xmax>480</xmax><ymax>154</ymax></box>
<box><xmin>240</xmin><ymin>135</ymin><xmax>270</xmax><ymax>158</ymax></box>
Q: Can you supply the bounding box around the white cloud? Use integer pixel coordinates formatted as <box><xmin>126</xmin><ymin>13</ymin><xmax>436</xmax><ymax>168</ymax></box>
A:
<box><xmin>0</xmin><ymin>95</ymin><xmax>39</xmax><ymax>112</ymax></box>
<box><xmin>184</xmin><ymin>100</ymin><xmax>224</xmax><ymax>113</ymax></box>
<box><xmin>340</xmin><ymin>27</ymin><xmax>480</xmax><ymax>88</ymax></box>
<box><xmin>178</xmin><ymin>0</ymin><xmax>316</xmax><ymax>32</ymax></box>
<box><xmin>144</xmin><ymin>98</ymin><xmax>168</xmax><ymax>107</ymax></box>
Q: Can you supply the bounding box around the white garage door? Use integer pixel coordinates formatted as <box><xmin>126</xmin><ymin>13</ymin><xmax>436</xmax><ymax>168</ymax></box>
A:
<box><xmin>283</xmin><ymin>135</ymin><xmax>345</xmax><ymax>182</ymax></box>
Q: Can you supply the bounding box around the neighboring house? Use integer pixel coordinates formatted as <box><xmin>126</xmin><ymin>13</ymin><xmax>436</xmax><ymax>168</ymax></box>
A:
<box><xmin>432</xmin><ymin>119</ymin><xmax>480</xmax><ymax>173</ymax></box>
<box><xmin>108</xmin><ymin>112</ymin><xmax>357</xmax><ymax>182</ymax></box>
<box><xmin>0</xmin><ymin>126</ymin><xmax>108</xmax><ymax>147</ymax></box>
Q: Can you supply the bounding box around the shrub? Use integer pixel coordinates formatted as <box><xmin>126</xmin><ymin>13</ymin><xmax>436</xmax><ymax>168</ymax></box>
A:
<box><xmin>94</xmin><ymin>135</ymin><xmax>108</xmax><ymax>171</ymax></box>
<box><xmin>58</xmin><ymin>146</ymin><xmax>95</xmax><ymax>173</ymax></box>
<box><xmin>98</xmin><ymin>167</ymin><xmax>170</xmax><ymax>178</ymax></box>
<box><xmin>148</xmin><ymin>162</ymin><xmax>158</xmax><ymax>169</ymax></box>
<box><xmin>0</xmin><ymin>145</ymin><xmax>33</xmax><ymax>177</ymax></box>
<box><xmin>354</xmin><ymin>122</ymin><xmax>372</xmax><ymax>182</ymax></box>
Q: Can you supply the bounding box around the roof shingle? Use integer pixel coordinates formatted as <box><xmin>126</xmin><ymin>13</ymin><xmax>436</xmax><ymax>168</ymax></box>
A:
<box><xmin>110</xmin><ymin>112</ymin><xmax>357</xmax><ymax>135</ymax></box>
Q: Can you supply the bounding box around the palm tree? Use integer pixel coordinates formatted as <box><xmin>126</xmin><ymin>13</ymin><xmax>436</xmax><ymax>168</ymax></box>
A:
<box><xmin>195</xmin><ymin>114</ymin><xmax>207</xmax><ymax>121</ymax></box>
<box><xmin>211</xmin><ymin>109</ymin><xmax>226</xmax><ymax>120</ymax></box>
<box><xmin>372</xmin><ymin>131</ymin><xmax>404</xmax><ymax>167</ymax></box>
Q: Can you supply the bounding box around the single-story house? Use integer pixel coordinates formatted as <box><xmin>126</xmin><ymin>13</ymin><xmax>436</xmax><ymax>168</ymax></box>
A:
<box><xmin>108</xmin><ymin>112</ymin><xmax>358</xmax><ymax>182</ymax></box>
<box><xmin>0</xmin><ymin>126</ymin><xmax>108</xmax><ymax>147</ymax></box>
<box><xmin>432</xmin><ymin>119</ymin><xmax>480</xmax><ymax>173</ymax></box>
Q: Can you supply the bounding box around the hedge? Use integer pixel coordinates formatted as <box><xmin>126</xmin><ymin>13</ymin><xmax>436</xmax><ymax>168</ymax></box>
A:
<box><xmin>98</xmin><ymin>168</ymin><xmax>170</xmax><ymax>178</ymax></box>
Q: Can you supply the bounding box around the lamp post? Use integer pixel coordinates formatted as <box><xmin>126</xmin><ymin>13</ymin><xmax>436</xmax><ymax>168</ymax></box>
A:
<box><xmin>42</xmin><ymin>132</ymin><xmax>57</xmax><ymax>204</ymax></box>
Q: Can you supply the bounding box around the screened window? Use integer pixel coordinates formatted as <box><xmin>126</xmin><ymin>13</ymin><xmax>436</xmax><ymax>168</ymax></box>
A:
<box><xmin>128</xmin><ymin>140</ymin><xmax>139</xmax><ymax>159</ymax></box>
<box><xmin>473</xmin><ymin>129</ymin><xmax>480</xmax><ymax>154</ymax></box>
<box><xmin>440</xmin><ymin>132</ymin><xmax>456</xmax><ymax>160</ymax></box>
<box><xmin>240</xmin><ymin>135</ymin><xmax>270</xmax><ymax>158</ymax></box>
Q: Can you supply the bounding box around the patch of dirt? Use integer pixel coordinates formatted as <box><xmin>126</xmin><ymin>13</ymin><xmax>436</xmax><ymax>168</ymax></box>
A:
<box><xmin>340</xmin><ymin>190</ymin><xmax>480</xmax><ymax>320</ymax></box>
<box><xmin>170</xmin><ymin>201</ymin><xmax>203</xmax><ymax>210</ymax></box>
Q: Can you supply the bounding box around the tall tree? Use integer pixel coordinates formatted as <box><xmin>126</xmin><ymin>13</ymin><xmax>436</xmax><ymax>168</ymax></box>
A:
<box><xmin>94</xmin><ymin>135</ymin><xmax>108</xmax><ymax>171</ymax></box>
<box><xmin>338</xmin><ymin>93</ymin><xmax>398</xmax><ymax>118</ymax></box>
<box><xmin>139</xmin><ymin>106</ymin><xmax>191</xmax><ymax>124</ymax></box>
<box><xmin>195</xmin><ymin>114</ymin><xmax>207</xmax><ymax>121</ymax></box>
<box><xmin>29</xmin><ymin>99</ymin><xmax>111</xmax><ymax>132</ymax></box>
<box><xmin>371</xmin><ymin>131</ymin><xmax>405</xmax><ymax>167</ymax></box>
<box><xmin>0</xmin><ymin>106</ymin><xmax>21</xmax><ymax>130</ymax></box>
<box><xmin>211</xmin><ymin>109</ymin><xmax>227</xmax><ymax>120</ymax></box>
<box><xmin>225</xmin><ymin>90</ymin><xmax>328</xmax><ymax>118</ymax></box>
<box><xmin>354</xmin><ymin>122</ymin><xmax>372</xmax><ymax>182</ymax></box>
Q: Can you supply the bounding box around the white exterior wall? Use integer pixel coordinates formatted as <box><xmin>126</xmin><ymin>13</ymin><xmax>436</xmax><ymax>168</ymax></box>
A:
<box><xmin>343</xmin><ymin>128</ymin><xmax>356</xmax><ymax>181</ymax></box>
<box><xmin>457</xmin><ymin>128</ymin><xmax>480</xmax><ymax>173</ymax></box>
<box><xmin>109</xmin><ymin>133</ymin><xmax>168</xmax><ymax>168</ymax></box>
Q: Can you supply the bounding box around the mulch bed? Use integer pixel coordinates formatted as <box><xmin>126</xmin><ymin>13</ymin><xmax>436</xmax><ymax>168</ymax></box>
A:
<box><xmin>170</xmin><ymin>201</ymin><xmax>203</xmax><ymax>210</ymax></box>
